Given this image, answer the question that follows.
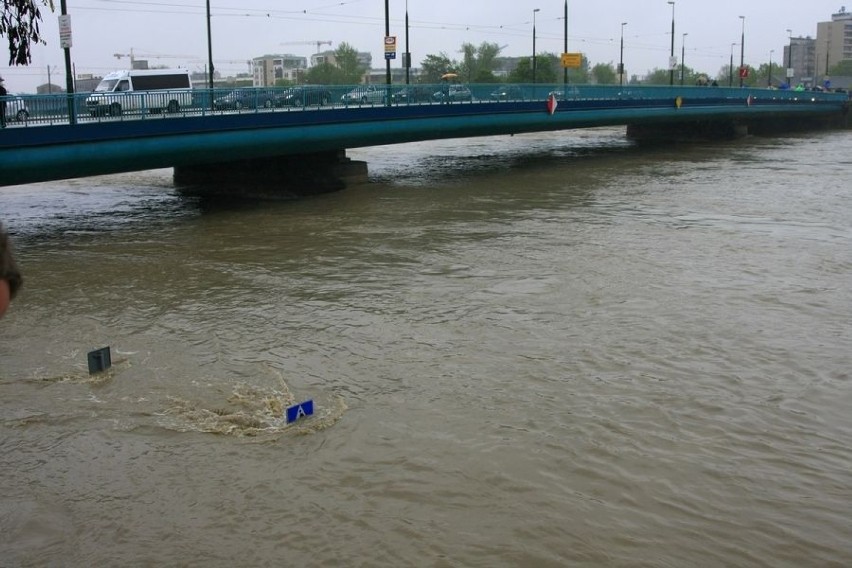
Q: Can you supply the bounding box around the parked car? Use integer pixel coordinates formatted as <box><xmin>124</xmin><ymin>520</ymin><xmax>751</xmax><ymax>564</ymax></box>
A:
<box><xmin>341</xmin><ymin>85</ymin><xmax>387</xmax><ymax>105</ymax></box>
<box><xmin>275</xmin><ymin>85</ymin><xmax>332</xmax><ymax>107</ymax></box>
<box><xmin>489</xmin><ymin>85</ymin><xmax>525</xmax><ymax>101</ymax></box>
<box><xmin>433</xmin><ymin>84</ymin><xmax>473</xmax><ymax>103</ymax></box>
<box><xmin>6</xmin><ymin>96</ymin><xmax>30</xmax><ymax>121</ymax></box>
<box><xmin>390</xmin><ymin>85</ymin><xmax>434</xmax><ymax>104</ymax></box>
<box><xmin>213</xmin><ymin>89</ymin><xmax>275</xmax><ymax>110</ymax></box>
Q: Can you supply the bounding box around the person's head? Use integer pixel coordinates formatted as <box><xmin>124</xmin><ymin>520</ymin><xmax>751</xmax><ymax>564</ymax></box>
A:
<box><xmin>1</xmin><ymin>225</ymin><xmax>23</xmax><ymax>319</ymax></box>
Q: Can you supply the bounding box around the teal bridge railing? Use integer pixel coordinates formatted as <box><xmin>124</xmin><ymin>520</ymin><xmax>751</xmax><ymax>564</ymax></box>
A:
<box><xmin>1</xmin><ymin>83</ymin><xmax>848</xmax><ymax>187</ymax></box>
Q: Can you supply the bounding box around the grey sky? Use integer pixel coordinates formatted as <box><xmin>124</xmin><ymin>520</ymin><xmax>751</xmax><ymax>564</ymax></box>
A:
<box><xmin>1</xmin><ymin>0</ymin><xmax>844</xmax><ymax>92</ymax></box>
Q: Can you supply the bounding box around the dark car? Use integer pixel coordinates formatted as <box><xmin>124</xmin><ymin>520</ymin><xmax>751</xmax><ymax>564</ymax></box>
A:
<box><xmin>213</xmin><ymin>89</ymin><xmax>275</xmax><ymax>110</ymax></box>
<box><xmin>276</xmin><ymin>85</ymin><xmax>332</xmax><ymax>107</ymax></box>
<box><xmin>433</xmin><ymin>84</ymin><xmax>473</xmax><ymax>103</ymax></box>
<box><xmin>489</xmin><ymin>85</ymin><xmax>525</xmax><ymax>101</ymax></box>
<box><xmin>391</xmin><ymin>86</ymin><xmax>434</xmax><ymax>104</ymax></box>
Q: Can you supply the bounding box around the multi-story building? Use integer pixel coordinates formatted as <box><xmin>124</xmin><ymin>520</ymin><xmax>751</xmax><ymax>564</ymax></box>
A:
<box><xmin>310</xmin><ymin>51</ymin><xmax>373</xmax><ymax>71</ymax></box>
<box><xmin>251</xmin><ymin>54</ymin><xmax>308</xmax><ymax>86</ymax></box>
<box><xmin>815</xmin><ymin>7</ymin><xmax>852</xmax><ymax>80</ymax></box>
<box><xmin>783</xmin><ymin>36</ymin><xmax>816</xmax><ymax>86</ymax></box>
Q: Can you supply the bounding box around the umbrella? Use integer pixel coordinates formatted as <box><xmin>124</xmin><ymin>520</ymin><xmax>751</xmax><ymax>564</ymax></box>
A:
<box><xmin>440</xmin><ymin>73</ymin><xmax>458</xmax><ymax>80</ymax></box>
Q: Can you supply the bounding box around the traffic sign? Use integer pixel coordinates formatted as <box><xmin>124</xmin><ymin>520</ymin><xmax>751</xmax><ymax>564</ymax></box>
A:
<box><xmin>384</xmin><ymin>36</ymin><xmax>397</xmax><ymax>60</ymax></box>
<box><xmin>58</xmin><ymin>14</ymin><xmax>73</xmax><ymax>49</ymax></box>
<box><xmin>739</xmin><ymin>66</ymin><xmax>749</xmax><ymax>78</ymax></box>
<box><xmin>286</xmin><ymin>399</ymin><xmax>314</xmax><ymax>424</ymax></box>
<box><xmin>561</xmin><ymin>53</ymin><xmax>583</xmax><ymax>69</ymax></box>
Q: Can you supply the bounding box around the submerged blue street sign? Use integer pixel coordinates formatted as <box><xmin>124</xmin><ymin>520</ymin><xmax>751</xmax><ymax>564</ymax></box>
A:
<box><xmin>286</xmin><ymin>399</ymin><xmax>314</xmax><ymax>424</ymax></box>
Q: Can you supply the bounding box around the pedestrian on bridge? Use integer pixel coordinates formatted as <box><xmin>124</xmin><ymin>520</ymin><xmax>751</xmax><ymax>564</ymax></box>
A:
<box><xmin>1</xmin><ymin>223</ymin><xmax>23</xmax><ymax>319</ymax></box>
<box><xmin>0</xmin><ymin>76</ymin><xmax>7</xmax><ymax>128</ymax></box>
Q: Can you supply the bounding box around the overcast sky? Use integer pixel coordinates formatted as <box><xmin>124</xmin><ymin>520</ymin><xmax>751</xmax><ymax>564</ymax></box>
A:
<box><xmin>1</xmin><ymin>0</ymin><xmax>845</xmax><ymax>92</ymax></box>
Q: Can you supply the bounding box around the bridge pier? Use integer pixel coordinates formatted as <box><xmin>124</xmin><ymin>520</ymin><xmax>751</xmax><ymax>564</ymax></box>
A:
<box><xmin>173</xmin><ymin>150</ymin><xmax>367</xmax><ymax>199</ymax></box>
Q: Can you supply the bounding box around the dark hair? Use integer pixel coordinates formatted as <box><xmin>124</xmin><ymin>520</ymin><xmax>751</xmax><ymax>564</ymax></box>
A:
<box><xmin>1</xmin><ymin>224</ymin><xmax>23</xmax><ymax>299</ymax></box>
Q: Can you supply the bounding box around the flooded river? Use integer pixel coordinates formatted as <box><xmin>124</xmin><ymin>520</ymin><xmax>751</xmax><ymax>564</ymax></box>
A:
<box><xmin>1</xmin><ymin>127</ymin><xmax>851</xmax><ymax>566</ymax></box>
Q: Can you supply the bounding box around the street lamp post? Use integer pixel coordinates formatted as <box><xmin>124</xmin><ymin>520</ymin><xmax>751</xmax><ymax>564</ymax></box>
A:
<box><xmin>729</xmin><ymin>42</ymin><xmax>736</xmax><ymax>86</ymax></box>
<box><xmin>739</xmin><ymin>15</ymin><xmax>746</xmax><ymax>87</ymax></box>
<box><xmin>768</xmin><ymin>49</ymin><xmax>773</xmax><ymax>87</ymax></box>
<box><xmin>384</xmin><ymin>0</ymin><xmax>391</xmax><ymax>87</ymax></box>
<box><xmin>206</xmin><ymin>0</ymin><xmax>214</xmax><ymax>92</ymax></box>
<box><xmin>619</xmin><ymin>22</ymin><xmax>627</xmax><ymax>86</ymax></box>
<box><xmin>668</xmin><ymin>1</ymin><xmax>675</xmax><ymax>86</ymax></box>
<box><xmin>405</xmin><ymin>0</ymin><xmax>410</xmax><ymax>85</ymax></box>
<box><xmin>533</xmin><ymin>8</ymin><xmax>540</xmax><ymax>84</ymax></box>
<box><xmin>786</xmin><ymin>29</ymin><xmax>793</xmax><ymax>87</ymax></box>
<box><xmin>563</xmin><ymin>0</ymin><xmax>568</xmax><ymax>89</ymax></box>
<box><xmin>681</xmin><ymin>32</ymin><xmax>687</xmax><ymax>85</ymax></box>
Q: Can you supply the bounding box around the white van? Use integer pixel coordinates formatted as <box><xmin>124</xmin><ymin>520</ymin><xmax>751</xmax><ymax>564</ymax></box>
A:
<box><xmin>85</xmin><ymin>69</ymin><xmax>193</xmax><ymax>116</ymax></box>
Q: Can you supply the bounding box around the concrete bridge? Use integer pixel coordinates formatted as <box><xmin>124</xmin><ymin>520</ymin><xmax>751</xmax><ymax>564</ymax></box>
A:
<box><xmin>1</xmin><ymin>83</ymin><xmax>847</xmax><ymax>194</ymax></box>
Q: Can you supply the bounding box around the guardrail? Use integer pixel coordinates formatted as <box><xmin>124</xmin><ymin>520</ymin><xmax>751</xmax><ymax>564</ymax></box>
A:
<box><xmin>2</xmin><ymin>83</ymin><xmax>848</xmax><ymax>128</ymax></box>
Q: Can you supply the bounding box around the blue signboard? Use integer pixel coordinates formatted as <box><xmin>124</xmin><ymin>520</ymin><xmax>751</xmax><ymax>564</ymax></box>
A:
<box><xmin>286</xmin><ymin>399</ymin><xmax>314</xmax><ymax>424</ymax></box>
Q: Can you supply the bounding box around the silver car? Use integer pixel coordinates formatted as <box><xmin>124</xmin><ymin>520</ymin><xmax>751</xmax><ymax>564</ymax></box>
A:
<box><xmin>341</xmin><ymin>85</ymin><xmax>386</xmax><ymax>105</ymax></box>
<box><xmin>5</xmin><ymin>96</ymin><xmax>29</xmax><ymax>122</ymax></box>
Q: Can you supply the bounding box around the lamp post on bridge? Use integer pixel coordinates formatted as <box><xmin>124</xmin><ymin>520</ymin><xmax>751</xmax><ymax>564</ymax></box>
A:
<box><xmin>563</xmin><ymin>0</ymin><xmax>569</xmax><ymax>90</ymax></box>
<box><xmin>668</xmin><ymin>1</ymin><xmax>676</xmax><ymax>86</ymax></box>
<box><xmin>681</xmin><ymin>32</ymin><xmax>687</xmax><ymax>85</ymax></box>
<box><xmin>405</xmin><ymin>0</ymin><xmax>410</xmax><ymax>85</ymax></box>
<box><xmin>786</xmin><ymin>29</ymin><xmax>793</xmax><ymax>87</ymax></box>
<box><xmin>768</xmin><ymin>49</ymin><xmax>774</xmax><ymax>87</ymax></box>
<box><xmin>533</xmin><ymin>8</ymin><xmax>541</xmax><ymax>84</ymax></box>
<box><xmin>206</xmin><ymin>0</ymin><xmax>214</xmax><ymax>91</ymax></box>
<box><xmin>384</xmin><ymin>0</ymin><xmax>391</xmax><ymax>87</ymax></box>
<box><xmin>739</xmin><ymin>15</ymin><xmax>746</xmax><ymax>87</ymax></box>
<box><xmin>729</xmin><ymin>42</ymin><xmax>736</xmax><ymax>86</ymax></box>
<box><xmin>620</xmin><ymin>22</ymin><xmax>627</xmax><ymax>87</ymax></box>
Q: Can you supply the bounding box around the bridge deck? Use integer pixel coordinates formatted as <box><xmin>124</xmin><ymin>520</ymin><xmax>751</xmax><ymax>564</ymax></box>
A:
<box><xmin>1</xmin><ymin>84</ymin><xmax>847</xmax><ymax>187</ymax></box>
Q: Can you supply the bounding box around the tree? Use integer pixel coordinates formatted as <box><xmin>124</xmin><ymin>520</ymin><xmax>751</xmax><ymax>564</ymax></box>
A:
<box><xmin>334</xmin><ymin>42</ymin><xmax>366</xmax><ymax>84</ymax></box>
<box><xmin>591</xmin><ymin>62</ymin><xmax>617</xmax><ymax>85</ymax></box>
<box><xmin>2</xmin><ymin>0</ymin><xmax>53</xmax><ymax>65</ymax></box>
<box><xmin>304</xmin><ymin>61</ymin><xmax>340</xmax><ymax>85</ymax></box>
<box><xmin>828</xmin><ymin>60</ymin><xmax>852</xmax><ymax>76</ymax></box>
<box><xmin>507</xmin><ymin>53</ymin><xmax>559</xmax><ymax>83</ymax></box>
<box><xmin>420</xmin><ymin>53</ymin><xmax>455</xmax><ymax>83</ymax></box>
<box><xmin>302</xmin><ymin>42</ymin><xmax>367</xmax><ymax>85</ymax></box>
<box><xmin>642</xmin><ymin>68</ymin><xmax>672</xmax><ymax>85</ymax></box>
<box><xmin>458</xmin><ymin>42</ymin><xmax>502</xmax><ymax>84</ymax></box>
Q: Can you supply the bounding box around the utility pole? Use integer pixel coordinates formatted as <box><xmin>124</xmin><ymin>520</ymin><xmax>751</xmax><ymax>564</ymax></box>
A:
<box><xmin>59</xmin><ymin>0</ymin><xmax>76</xmax><ymax>124</ymax></box>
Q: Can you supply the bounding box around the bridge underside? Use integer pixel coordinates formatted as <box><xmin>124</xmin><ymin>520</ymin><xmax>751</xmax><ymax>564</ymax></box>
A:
<box><xmin>173</xmin><ymin>150</ymin><xmax>367</xmax><ymax>199</ymax></box>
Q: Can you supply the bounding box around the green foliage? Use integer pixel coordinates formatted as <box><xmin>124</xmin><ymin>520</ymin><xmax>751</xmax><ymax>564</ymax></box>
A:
<box><xmin>591</xmin><ymin>63</ymin><xmax>617</xmax><ymax>85</ymax></box>
<box><xmin>458</xmin><ymin>42</ymin><xmax>503</xmax><ymax>83</ymax></box>
<box><xmin>828</xmin><ymin>60</ymin><xmax>852</xmax><ymax>76</ymax></box>
<box><xmin>301</xmin><ymin>42</ymin><xmax>366</xmax><ymax>85</ymax></box>
<box><xmin>304</xmin><ymin>61</ymin><xmax>340</xmax><ymax>85</ymax></box>
<box><xmin>420</xmin><ymin>53</ymin><xmax>455</xmax><ymax>83</ymax></box>
<box><xmin>1</xmin><ymin>0</ymin><xmax>54</xmax><ymax>65</ymax></box>
<box><xmin>507</xmin><ymin>54</ymin><xmax>560</xmax><ymax>83</ymax></box>
<box><xmin>643</xmin><ymin>68</ymin><xmax>674</xmax><ymax>85</ymax></box>
<box><xmin>334</xmin><ymin>42</ymin><xmax>366</xmax><ymax>84</ymax></box>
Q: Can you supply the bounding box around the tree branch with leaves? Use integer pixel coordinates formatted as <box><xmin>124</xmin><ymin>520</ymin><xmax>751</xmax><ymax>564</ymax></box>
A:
<box><xmin>1</xmin><ymin>0</ymin><xmax>53</xmax><ymax>65</ymax></box>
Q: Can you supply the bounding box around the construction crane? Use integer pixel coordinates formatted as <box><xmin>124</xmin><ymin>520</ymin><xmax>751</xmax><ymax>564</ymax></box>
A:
<box><xmin>279</xmin><ymin>40</ymin><xmax>333</xmax><ymax>54</ymax></box>
<box><xmin>114</xmin><ymin>48</ymin><xmax>197</xmax><ymax>68</ymax></box>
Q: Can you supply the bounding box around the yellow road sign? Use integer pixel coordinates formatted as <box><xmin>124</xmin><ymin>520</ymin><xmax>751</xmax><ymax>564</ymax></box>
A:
<box><xmin>561</xmin><ymin>53</ymin><xmax>583</xmax><ymax>69</ymax></box>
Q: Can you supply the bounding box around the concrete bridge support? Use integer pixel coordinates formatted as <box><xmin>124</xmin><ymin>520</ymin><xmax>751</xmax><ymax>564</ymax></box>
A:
<box><xmin>173</xmin><ymin>150</ymin><xmax>367</xmax><ymax>199</ymax></box>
